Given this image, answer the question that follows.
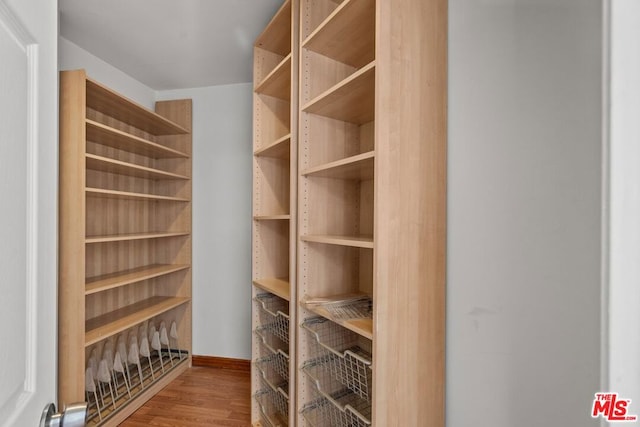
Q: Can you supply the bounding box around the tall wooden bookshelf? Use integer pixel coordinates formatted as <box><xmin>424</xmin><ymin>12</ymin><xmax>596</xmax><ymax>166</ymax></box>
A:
<box><xmin>256</xmin><ymin>0</ymin><xmax>446</xmax><ymax>424</ymax></box>
<box><xmin>59</xmin><ymin>69</ymin><xmax>193</xmax><ymax>426</ymax></box>
<box><xmin>252</xmin><ymin>0</ymin><xmax>299</xmax><ymax>425</ymax></box>
<box><xmin>295</xmin><ymin>0</ymin><xmax>446</xmax><ymax>425</ymax></box>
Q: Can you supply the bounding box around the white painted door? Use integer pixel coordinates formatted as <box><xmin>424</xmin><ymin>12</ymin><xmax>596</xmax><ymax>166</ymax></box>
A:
<box><xmin>0</xmin><ymin>0</ymin><xmax>58</xmax><ymax>425</ymax></box>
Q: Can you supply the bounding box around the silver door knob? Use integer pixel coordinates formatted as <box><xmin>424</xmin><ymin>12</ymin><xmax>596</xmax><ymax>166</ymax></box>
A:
<box><xmin>40</xmin><ymin>402</ymin><xmax>87</xmax><ymax>427</ymax></box>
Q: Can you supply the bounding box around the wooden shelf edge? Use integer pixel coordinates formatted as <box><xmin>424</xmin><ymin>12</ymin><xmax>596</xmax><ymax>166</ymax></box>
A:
<box><xmin>302</xmin><ymin>151</ymin><xmax>374</xmax><ymax>179</ymax></box>
<box><xmin>253</xmin><ymin>278</ymin><xmax>290</xmax><ymax>301</ymax></box>
<box><xmin>253</xmin><ymin>215</ymin><xmax>291</xmax><ymax>220</ymax></box>
<box><xmin>85</xmin><ymin>296</ymin><xmax>190</xmax><ymax>347</ymax></box>
<box><xmin>86</xmin><ymin>187</ymin><xmax>190</xmax><ymax>202</ymax></box>
<box><xmin>254</xmin><ymin>134</ymin><xmax>291</xmax><ymax>158</ymax></box>
<box><xmin>86</xmin><ymin>231</ymin><xmax>190</xmax><ymax>244</ymax></box>
<box><xmin>86</xmin><ymin>119</ymin><xmax>190</xmax><ymax>159</ymax></box>
<box><xmin>302</xmin><ymin>301</ymin><xmax>373</xmax><ymax>340</ymax></box>
<box><xmin>300</xmin><ymin>234</ymin><xmax>374</xmax><ymax>249</ymax></box>
<box><xmin>303</xmin><ymin>60</ymin><xmax>375</xmax><ymax>111</ymax></box>
<box><xmin>254</xmin><ymin>53</ymin><xmax>292</xmax><ymax>100</ymax></box>
<box><xmin>86</xmin><ymin>264</ymin><xmax>190</xmax><ymax>295</ymax></box>
<box><xmin>86</xmin><ymin>77</ymin><xmax>189</xmax><ymax>135</ymax></box>
<box><xmin>86</xmin><ymin>154</ymin><xmax>191</xmax><ymax>181</ymax></box>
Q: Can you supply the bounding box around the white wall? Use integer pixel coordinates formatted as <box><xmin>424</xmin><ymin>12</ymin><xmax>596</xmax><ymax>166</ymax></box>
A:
<box><xmin>59</xmin><ymin>37</ymin><xmax>155</xmax><ymax>109</ymax></box>
<box><xmin>608</xmin><ymin>0</ymin><xmax>640</xmax><ymax>406</ymax></box>
<box><xmin>157</xmin><ymin>84</ymin><xmax>252</xmax><ymax>359</ymax></box>
<box><xmin>448</xmin><ymin>1</ymin><xmax>603</xmax><ymax>426</ymax></box>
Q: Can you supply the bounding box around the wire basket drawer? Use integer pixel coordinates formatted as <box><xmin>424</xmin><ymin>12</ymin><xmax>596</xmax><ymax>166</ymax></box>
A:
<box><xmin>302</xmin><ymin>317</ymin><xmax>372</xmax><ymax>399</ymax></box>
<box><xmin>255</xmin><ymin>293</ymin><xmax>290</xmax><ymax>344</ymax></box>
<box><xmin>301</xmin><ymin>356</ymin><xmax>371</xmax><ymax>426</ymax></box>
<box><xmin>301</xmin><ymin>389</ymin><xmax>371</xmax><ymax>427</ymax></box>
<box><xmin>255</xmin><ymin>325</ymin><xmax>289</xmax><ymax>357</ymax></box>
<box><xmin>255</xmin><ymin>387</ymin><xmax>288</xmax><ymax>427</ymax></box>
<box><xmin>255</xmin><ymin>352</ymin><xmax>290</xmax><ymax>388</ymax></box>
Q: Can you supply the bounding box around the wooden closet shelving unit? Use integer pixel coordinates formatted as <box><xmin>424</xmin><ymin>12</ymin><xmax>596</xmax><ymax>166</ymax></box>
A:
<box><xmin>257</xmin><ymin>0</ymin><xmax>445</xmax><ymax>424</ymax></box>
<box><xmin>59</xmin><ymin>69</ymin><xmax>193</xmax><ymax>426</ymax></box>
<box><xmin>295</xmin><ymin>0</ymin><xmax>446</xmax><ymax>425</ymax></box>
<box><xmin>252</xmin><ymin>0</ymin><xmax>299</xmax><ymax>425</ymax></box>
<box><xmin>296</xmin><ymin>1</ymin><xmax>376</xmax><ymax>424</ymax></box>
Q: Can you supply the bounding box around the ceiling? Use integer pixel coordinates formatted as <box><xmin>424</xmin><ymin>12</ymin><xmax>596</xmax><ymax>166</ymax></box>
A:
<box><xmin>59</xmin><ymin>0</ymin><xmax>284</xmax><ymax>90</ymax></box>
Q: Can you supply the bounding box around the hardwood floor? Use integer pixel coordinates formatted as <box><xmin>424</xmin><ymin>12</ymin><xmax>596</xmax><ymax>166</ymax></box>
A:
<box><xmin>120</xmin><ymin>366</ymin><xmax>251</xmax><ymax>426</ymax></box>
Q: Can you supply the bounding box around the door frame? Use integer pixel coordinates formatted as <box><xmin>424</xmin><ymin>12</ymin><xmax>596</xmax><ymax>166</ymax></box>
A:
<box><xmin>603</xmin><ymin>0</ymin><xmax>640</xmax><ymax>416</ymax></box>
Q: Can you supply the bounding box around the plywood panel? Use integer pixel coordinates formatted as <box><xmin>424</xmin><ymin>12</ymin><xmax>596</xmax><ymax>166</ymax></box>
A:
<box><xmin>59</xmin><ymin>69</ymin><xmax>87</xmax><ymax>405</ymax></box>
<box><xmin>373</xmin><ymin>0</ymin><xmax>447</xmax><ymax>425</ymax></box>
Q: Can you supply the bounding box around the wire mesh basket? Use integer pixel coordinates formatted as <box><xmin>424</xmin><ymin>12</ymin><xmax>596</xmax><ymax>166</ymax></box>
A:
<box><xmin>301</xmin><ymin>395</ymin><xmax>370</xmax><ymax>427</ymax></box>
<box><xmin>302</xmin><ymin>356</ymin><xmax>371</xmax><ymax>425</ymax></box>
<box><xmin>255</xmin><ymin>352</ymin><xmax>290</xmax><ymax>388</ymax></box>
<box><xmin>254</xmin><ymin>387</ymin><xmax>289</xmax><ymax>427</ymax></box>
<box><xmin>301</xmin><ymin>317</ymin><xmax>372</xmax><ymax>399</ymax></box>
<box><xmin>255</xmin><ymin>325</ymin><xmax>289</xmax><ymax>357</ymax></box>
<box><xmin>255</xmin><ymin>293</ymin><xmax>290</xmax><ymax>344</ymax></box>
<box><xmin>305</xmin><ymin>295</ymin><xmax>373</xmax><ymax>322</ymax></box>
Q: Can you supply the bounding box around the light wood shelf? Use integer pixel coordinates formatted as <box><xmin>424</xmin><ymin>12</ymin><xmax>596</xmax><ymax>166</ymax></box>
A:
<box><xmin>302</xmin><ymin>151</ymin><xmax>374</xmax><ymax>180</ymax></box>
<box><xmin>86</xmin><ymin>153</ymin><xmax>190</xmax><ymax>180</ymax></box>
<box><xmin>86</xmin><ymin>78</ymin><xmax>188</xmax><ymax>135</ymax></box>
<box><xmin>86</xmin><ymin>231</ymin><xmax>189</xmax><ymax>244</ymax></box>
<box><xmin>302</xmin><ymin>0</ymin><xmax>375</xmax><ymax>68</ymax></box>
<box><xmin>254</xmin><ymin>0</ymin><xmax>292</xmax><ymax>56</ymax></box>
<box><xmin>254</xmin><ymin>134</ymin><xmax>291</xmax><ymax>159</ymax></box>
<box><xmin>300</xmin><ymin>234</ymin><xmax>374</xmax><ymax>249</ymax></box>
<box><xmin>85</xmin><ymin>296</ymin><xmax>190</xmax><ymax>346</ymax></box>
<box><xmin>86</xmin><ymin>119</ymin><xmax>189</xmax><ymax>159</ymax></box>
<box><xmin>255</xmin><ymin>54</ymin><xmax>292</xmax><ymax>100</ymax></box>
<box><xmin>302</xmin><ymin>302</ymin><xmax>373</xmax><ymax>340</ymax></box>
<box><xmin>302</xmin><ymin>61</ymin><xmax>375</xmax><ymax>124</ymax></box>
<box><xmin>253</xmin><ymin>278</ymin><xmax>291</xmax><ymax>301</ymax></box>
<box><xmin>86</xmin><ymin>188</ymin><xmax>190</xmax><ymax>202</ymax></box>
<box><xmin>254</xmin><ymin>214</ymin><xmax>291</xmax><ymax>220</ymax></box>
<box><xmin>85</xmin><ymin>264</ymin><xmax>190</xmax><ymax>295</ymax></box>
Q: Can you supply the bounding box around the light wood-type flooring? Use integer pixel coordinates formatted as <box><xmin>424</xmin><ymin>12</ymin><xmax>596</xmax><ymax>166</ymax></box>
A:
<box><xmin>120</xmin><ymin>367</ymin><xmax>251</xmax><ymax>426</ymax></box>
